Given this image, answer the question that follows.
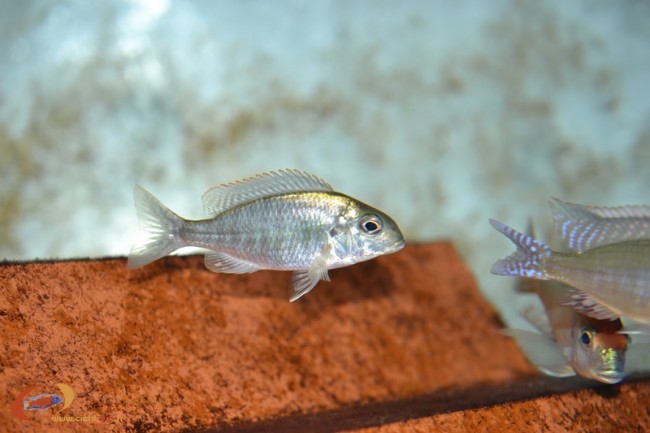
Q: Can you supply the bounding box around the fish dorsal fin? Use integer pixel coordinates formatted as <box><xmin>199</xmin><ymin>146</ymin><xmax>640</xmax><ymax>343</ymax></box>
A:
<box><xmin>562</xmin><ymin>288</ymin><xmax>620</xmax><ymax>321</ymax></box>
<box><xmin>549</xmin><ymin>198</ymin><xmax>650</xmax><ymax>252</ymax></box>
<box><xmin>202</xmin><ymin>169</ymin><xmax>333</xmax><ymax>216</ymax></box>
<box><xmin>501</xmin><ymin>329</ymin><xmax>575</xmax><ymax>377</ymax></box>
<box><xmin>583</xmin><ymin>203</ymin><xmax>650</xmax><ymax>219</ymax></box>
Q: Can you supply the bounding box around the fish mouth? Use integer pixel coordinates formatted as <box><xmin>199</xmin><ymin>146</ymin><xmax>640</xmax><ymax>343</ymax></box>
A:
<box><xmin>595</xmin><ymin>370</ymin><xmax>625</xmax><ymax>384</ymax></box>
<box><xmin>388</xmin><ymin>239</ymin><xmax>405</xmax><ymax>253</ymax></box>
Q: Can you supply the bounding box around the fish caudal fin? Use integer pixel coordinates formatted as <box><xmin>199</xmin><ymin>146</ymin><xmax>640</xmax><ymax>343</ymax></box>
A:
<box><xmin>128</xmin><ymin>185</ymin><xmax>184</xmax><ymax>269</ymax></box>
<box><xmin>489</xmin><ymin>219</ymin><xmax>552</xmax><ymax>279</ymax></box>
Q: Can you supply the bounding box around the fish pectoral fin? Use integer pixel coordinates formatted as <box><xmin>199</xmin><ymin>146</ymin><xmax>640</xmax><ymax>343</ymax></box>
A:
<box><xmin>289</xmin><ymin>250</ymin><xmax>331</xmax><ymax>302</ymax></box>
<box><xmin>619</xmin><ymin>320</ymin><xmax>650</xmax><ymax>336</ymax></box>
<box><xmin>204</xmin><ymin>252</ymin><xmax>261</xmax><ymax>274</ymax></box>
<box><xmin>501</xmin><ymin>329</ymin><xmax>575</xmax><ymax>378</ymax></box>
<box><xmin>624</xmin><ymin>342</ymin><xmax>650</xmax><ymax>375</ymax></box>
<box><xmin>520</xmin><ymin>304</ymin><xmax>554</xmax><ymax>338</ymax></box>
<box><xmin>561</xmin><ymin>289</ymin><xmax>620</xmax><ymax>321</ymax></box>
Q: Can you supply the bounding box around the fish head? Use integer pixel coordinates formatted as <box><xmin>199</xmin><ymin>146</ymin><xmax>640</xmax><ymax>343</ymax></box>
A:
<box><xmin>329</xmin><ymin>198</ymin><xmax>404</xmax><ymax>265</ymax></box>
<box><xmin>571</xmin><ymin>322</ymin><xmax>629</xmax><ymax>384</ymax></box>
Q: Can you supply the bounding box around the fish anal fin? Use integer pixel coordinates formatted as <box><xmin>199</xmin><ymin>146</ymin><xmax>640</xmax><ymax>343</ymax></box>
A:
<box><xmin>202</xmin><ymin>169</ymin><xmax>333</xmax><ymax>216</ymax></box>
<box><xmin>562</xmin><ymin>288</ymin><xmax>620</xmax><ymax>321</ymax></box>
<box><xmin>502</xmin><ymin>329</ymin><xmax>575</xmax><ymax>378</ymax></box>
<box><xmin>204</xmin><ymin>252</ymin><xmax>261</xmax><ymax>274</ymax></box>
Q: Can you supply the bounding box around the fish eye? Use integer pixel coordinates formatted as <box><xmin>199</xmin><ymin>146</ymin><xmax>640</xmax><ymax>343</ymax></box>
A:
<box><xmin>359</xmin><ymin>214</ymin><xmax>383</xmax><ymax>235</ymax></box>
<box><xmin>580</xmin><ymin>330</ymin><xmax>592</xmax><ymax>346</ymax></box>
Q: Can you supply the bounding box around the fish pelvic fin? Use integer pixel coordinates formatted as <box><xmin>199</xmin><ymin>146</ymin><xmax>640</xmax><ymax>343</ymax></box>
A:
<box><xmin>490</xmin><ymin>219</ymin><xmax>552</xmax><ymax>279</ymax></box>
<box><xmin>127</xmin><ymin>185</ymin><xmax>184</xmax><ymax>269</ymax></box>
<box><xmin>204</xmin><ymin>252</ymin><xmax>261</xmax><ymax>274</ymax></box>
<box><xmin>501</xmin><ymin>329</ymin><xmax>575</xmax><ymax>377</ymax></box>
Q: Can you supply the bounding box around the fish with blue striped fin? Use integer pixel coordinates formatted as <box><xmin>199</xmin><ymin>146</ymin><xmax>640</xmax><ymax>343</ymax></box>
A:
<box><xmin>490</xmin><ymin>205</ymin><xmax>650</xmax><ymax>325</ymax></box>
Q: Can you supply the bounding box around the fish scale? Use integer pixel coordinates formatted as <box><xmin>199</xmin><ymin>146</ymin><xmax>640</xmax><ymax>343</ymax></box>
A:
<box><xmin>187</xmin><ymin>193</ymin><xmax>343</xmax><ymax>269</ymax></box>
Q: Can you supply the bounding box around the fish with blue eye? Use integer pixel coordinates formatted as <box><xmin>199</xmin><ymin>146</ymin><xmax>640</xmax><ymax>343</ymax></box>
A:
<box><xmin>498</xmin><ymin>222</ymin><xmax>631</xmax><ymax>383</ymax></box>
<box><xmin>23</xmin><ymin>393</ymin><xmax>63</xmax><ymax>411</ymax></box>
<box><xmin>505</xmin><ymin>278</ymin><xmax>631</xmax><ymax>384</ymax></box>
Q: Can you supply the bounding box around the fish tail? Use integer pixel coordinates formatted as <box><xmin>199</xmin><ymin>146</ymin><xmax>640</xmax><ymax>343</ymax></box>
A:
<box><xmin>128</xmin><ymin>185</ymin><xmax>185</xmax><ymax>269</ymax></box>
<box><xmin>489</xmin><ymin>219</ymin><xmax>552</xmax><ymax>279</ymax></box>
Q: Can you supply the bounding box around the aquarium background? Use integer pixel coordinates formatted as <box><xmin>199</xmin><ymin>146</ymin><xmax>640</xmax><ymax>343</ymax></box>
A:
<box><xmin>2</xmin><ymin>0</ymin><xmax>649</xmax><ymax>329</ymax></box>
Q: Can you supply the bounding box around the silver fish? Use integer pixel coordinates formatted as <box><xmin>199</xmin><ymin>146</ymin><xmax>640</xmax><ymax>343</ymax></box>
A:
<box><xmin>128</xmin><ymin>169</ymin><xmax>404</xmax><ymax>301</ymax></box>
<box><xmin>502</xmin><ymin>222</ymin><xmax>629</xmax><ymax>383</ymax></box>
<box><xmin>490</xmin><ymin>216</ymin><xmax>650</xmax><ymax>325</ymax></box>
<box><xmin>507</xmin><ymin>280</ymin><xmax>629</xmax><ymax>384</ymax></box>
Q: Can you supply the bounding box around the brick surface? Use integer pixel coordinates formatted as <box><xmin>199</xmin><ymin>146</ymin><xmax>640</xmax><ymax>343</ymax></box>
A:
<box><xmin>1</xmin><ymin>243</ymin><xmax>646</xmax><ymax>432</ymax></box>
